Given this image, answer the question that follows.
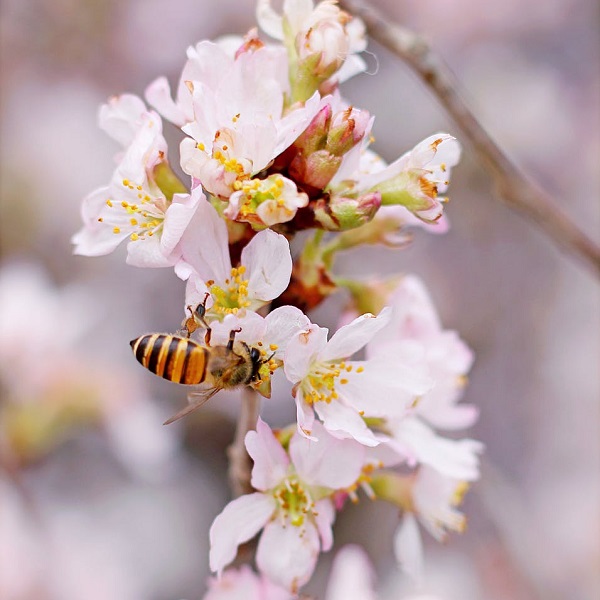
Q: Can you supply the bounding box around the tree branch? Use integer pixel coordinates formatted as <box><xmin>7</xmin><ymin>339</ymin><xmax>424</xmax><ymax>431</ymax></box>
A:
<box><xmin>339</xmin><ymin>0</ymin><xmax>600</xmax><ymax>278</ymax></box>
<box><xmin>227</xmin><ymin>387</ymin><xmax>260</xmax><ymax>497</ymax></box>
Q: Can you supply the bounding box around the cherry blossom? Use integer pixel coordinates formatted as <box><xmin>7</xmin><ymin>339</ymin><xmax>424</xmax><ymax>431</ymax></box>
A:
<box><xmin>331</xmin><ymin>134</ymin><xmax>461</xmax><ymax>224</ymax></box>
<box><xmin>225</xmin><ymin>174</ymin><xmax>309</xmax><ymax>227</ymax></box>
<box><xmin>209</xmin><ymin>419</ymin><xmax>365</xmax><ymax>592</ymax></box>
<box><xmin>176</xmin><ymin>199</ymin><xmax>293</xmax><ymax>317</ymax></box>
<box><xmin>283</xmin><ymin>309</ymin><xmax>433</xmax><ymax>445</ymax></box>
<box><xmin>154</xmin><ymin>39</ymin><xmax>321</xmax><ymax>201</ymax></box>
<box><xmin>72</xmin><ymin>94</ymin><xmax>198</xmax><ymax>267</ymax></box>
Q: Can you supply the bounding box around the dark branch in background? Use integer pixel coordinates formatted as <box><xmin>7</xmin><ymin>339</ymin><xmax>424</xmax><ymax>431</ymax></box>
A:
<box><xmin>339</xmin><ymin>0</ymin><xmax>600</xmax><ymax>278</ymax></box>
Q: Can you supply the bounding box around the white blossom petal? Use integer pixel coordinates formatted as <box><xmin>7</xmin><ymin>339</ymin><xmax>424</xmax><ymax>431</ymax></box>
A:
<box><xmin>160</xmin><ymin>190</ymin><xmax>200</xmax><ymax>256</ymax></box>
<box><xmin>289</xmin><ymin>421</ymin><xmax>364</xmax><ymax>488</ymax></box>
<box><xmin>256</xmin><ymin>520</ymin><xmax>320</xmax><ymax>592</ymax></box>
<box><xmin>326</xmin><ymin>545</ymin><xmax>376</xmax><ymax>600</ymax></box>
<box><xmin>246</xmin><ymin>418</ymin><xmax>290</xmax><ymax>491</ymax></box>
<box><xmin>319</xmin><ymin>308</ymin><xmax>391</xmax><ymax>362</ymax></box>
<box><xmin>284</xmin><ymin>325</ymin><xmax>329</xmax><ymax>384</ymax></box>
<box><xmin>315</xmin><ymin>401</ymin><xmax>379</xmax><ymax>447</ymax></box>
<box><xmin>242</xmin><ymin>230</ymin><xmax>292</xmax><ymax>303</ymax></box>
<box><xmin>126</xmin><ymin>233</ymin><xmax>177</xmax><ymax>268</ymax></box>
<box><xmin>295</xmin><ymin>391</ymin><xmax>317</xmax><ymax>440</ymax></box>
<box><xmin>179</xmin><ymin>194</ymin><xmax>231</xmax><ymax>283</ymax></box>
<box><xmin>313</xmin><ymin>498</ymin><xmax>336</xmax><ymax>552</ymax></box>
<box><xmin>393</xmin><ymin>513</ymin><xmax>424</xmax><ymax>585</ymax></box>
<box><xmin>145</xmin><ymin>76</ymin><xmax>187</xmax><ymax>127</ymax></box>
<box><xmin>263</xmin><ymin>307</ymin><xmax>312</xmax><ymax>359</ymax></box>
<box><xmin>98</xmin><ymin>94</ymin><xmax>146</xmax><ymax>147</ymax></box>
<box><xmin>388</xmin><ymin>418</ymin><xmax>483</xmax><ymax>481</ymax></box>
<box><xmin>209</xmin><ymin>493</ymin><xmax>276</xmax><ymax>574</ymax></box>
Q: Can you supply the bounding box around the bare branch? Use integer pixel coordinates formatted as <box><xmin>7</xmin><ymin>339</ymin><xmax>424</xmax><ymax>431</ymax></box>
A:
<box><xmin>227</xmin><ymin>387</ymin><xmax>260</xmax><ymax>497</ymax></box>
<box><xmin>340</xmin><ymin>0</ymin><xmax>600</xmax><ymax>278</ymax></box>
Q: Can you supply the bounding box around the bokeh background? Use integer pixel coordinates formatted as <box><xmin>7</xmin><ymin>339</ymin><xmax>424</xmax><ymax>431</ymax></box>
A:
<box><xmin>1</xmin><ymin>0</ymin><xmax>598</xmax><ymax>598</ymax></box>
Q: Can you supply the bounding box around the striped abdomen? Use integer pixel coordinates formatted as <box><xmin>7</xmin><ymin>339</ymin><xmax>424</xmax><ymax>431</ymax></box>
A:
<box><xmin>130</xmin><ymin>334</ymin><xmax>208</xmax><ymax>385</ymax></box>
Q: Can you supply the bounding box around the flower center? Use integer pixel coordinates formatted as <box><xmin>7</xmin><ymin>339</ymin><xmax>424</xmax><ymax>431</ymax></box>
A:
<box><xmin>301</xmin><ymin>360</ymin><xmax>362</xmax><ymax>404</ymax></box>
<box><xmin>273</xmin><ymin>477</ymin><xmax>315</xmax><ymax>527</ymax></box>
<box><xmin>233</xmin><ymin>176</ymin><xmax>287</xmax><ymax>217</ymax></box>
<box><xmin>103</xmin><ymin>179</ymin><xmax>167</xmax><ymax>241</ymax></box>
<box><xmin>208</xmin><ymin>266</ymin><xmax>251</xmax><ymax>316</ymax></box>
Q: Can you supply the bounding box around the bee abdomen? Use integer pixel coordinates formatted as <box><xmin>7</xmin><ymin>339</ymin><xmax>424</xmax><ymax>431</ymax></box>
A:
<box><xmin>130</xmin><ymin>334</ymin><xmax>208</xmax><ymax>385</ymax></box>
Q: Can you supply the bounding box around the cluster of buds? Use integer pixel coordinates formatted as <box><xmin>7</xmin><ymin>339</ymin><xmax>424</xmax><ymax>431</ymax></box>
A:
<box><xmin>73</xmin><ymin>0</ymin><xmax>480</xmax><ymax>597</ymax></box>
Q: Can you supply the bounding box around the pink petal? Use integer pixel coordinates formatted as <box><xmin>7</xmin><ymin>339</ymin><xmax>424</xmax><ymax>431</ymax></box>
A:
<box><xmin>179</xmin><ymin>195</ymin><xmax>231</xmax><ymax>283</ymax></box>
<box><xmin>313</xmin><ymin>499</ymin><xmax>336</xmax><ymax>552</ymax></box>
<box><xmin>245</xmin><ymin>418</ymin><xmax>290</xmax><ymax>491</ymax></box>
<box><xmin>314</xmin><ymin>401</ymin><xmax>379</xmax><ymax>447</ymax></box>
<box><xmin>160</xmin><ymin>190</ymin><xmax>200</xmax><ymax>256</ymax></box>
<box><xmin>98</xmin><ymin>93</ymin><xmax>146</xmax><ymax>147</ymax></box>
<box><xmin>242</xmin><ymin>230</ymin><xmax>292</xmax><ymax>303</ymax></box>
<box><xmin>319</xmin><ymin>308</ymin><xmax>391</xmax><ymax>363</ymax></box>
<box><xmin>283</xmin><ymin>325</ymin><xmax>328</xmax><ymax>384</ymax></box>
<box><xmin>209</xmin><ymin>493</ymin><xmax>275</xmax><ymax>574</ymax></box>
<box><xmin>295</xmin><ymin>391</ymin><xmax>316</xmax><ymax>440</ymax></box>
<box><xmin>393</xmin><ymin>513</ymin><xmax>424</xmax><ymax>585</ymax></box>
<box><xmin>126</xmin><ymin>234</ymin><xmax>177</xmax><ymax>268</ymax></box>
<box><xmin>263</xmin><ymin>306</ymin><xmax>312</xmax><ymax>359</ymax></box>
<box><xmin>326</xmin><ymin>545</ymin><xmax>376</xmax><ymax>600</ymax></box>
<box><xmin>289</xmin><ymin>422</ymin><xmax>364</xmax><ymax>489</ymax></box>
<box><xmin>145</xmin><ymin>76</ymin><xmax>187</xmax><ymax>127</ymax></box>
<box><xmin>256</xmin><ymin>520</ymin><xmax>320</xmax><ymax>592</ymax></box>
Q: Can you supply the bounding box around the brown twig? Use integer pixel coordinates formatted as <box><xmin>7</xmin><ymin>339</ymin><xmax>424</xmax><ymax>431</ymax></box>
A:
<box><xmin>339</xmin><ymin>0</ymin><xmax>600</xmax><ymax>278</ymax></box>
<box><xmin>226</xmin><ymin>387</ymin><xmax>260</xmax><ymax>497</ymax></box>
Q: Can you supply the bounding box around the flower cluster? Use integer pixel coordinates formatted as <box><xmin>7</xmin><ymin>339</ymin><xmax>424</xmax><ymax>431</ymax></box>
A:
<box><xmin>73</xmin><ymin>0</ymin><xmax>480</xmax><ymax>596</ymax></box>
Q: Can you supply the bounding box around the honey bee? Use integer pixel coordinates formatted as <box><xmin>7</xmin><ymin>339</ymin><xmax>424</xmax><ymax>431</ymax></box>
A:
<box><xmin>130</xmin><ymin>326</ymin><xmax>268</xmax><ymax>424</ymax></box>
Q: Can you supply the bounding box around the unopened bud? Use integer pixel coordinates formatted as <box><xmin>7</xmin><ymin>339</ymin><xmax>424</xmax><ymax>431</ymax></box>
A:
<box><xmin>314</xmin><ymin>192</ymin><xmax>381</xmax><ymax>231</ymax></box>
<box><xmin>326</xmin><ymin>107</ymin><xmax>370</xmax><ymax>156</ymax></box>
<box><xmin>289</xmin><ymin>149</ymin><xmax>342</xmax><ymax>190</ymax></box>
<box><xmin>293</xmin><ymin>104</ymin><xmax>332</xmax><ymax>155</ymax></box>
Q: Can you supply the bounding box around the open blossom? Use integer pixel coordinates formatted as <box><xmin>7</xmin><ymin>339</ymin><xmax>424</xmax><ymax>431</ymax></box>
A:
<box><xmin>394</xmin><ymin>467</ymin><xmax>471</xmax><ymax>583</ymax></box>
<box><xmin>284</xmin><ymin>308</ymin><xmax>432</xmax><ymax>446</ymax></box>
<box><xmin>209</xmin><ymin>419</ymin><xmax>365</xmax><ymax>592</ymax></box>
<box><xmin>72</xmin><ymin>94</ymin><xmax>198</xmax><ymax>267</ymax></box>
<box><xmin>225</xmin><ymin>174</ymin><xmax>309</xmax><ymax>227</ymax></box>
<box><xmin>176</xmin><ymin>198</ymin><xmax>293</xmax><ymax>317</ymax></box>
<box><xmin>331</xmin><ymin>134</ymin><xmax>461</xmax><ymax>224</ymax></box>
<box><xmin>151</xmin><ymin>38</ymin><xmax>321</xmax><ymax>202</ymax></box>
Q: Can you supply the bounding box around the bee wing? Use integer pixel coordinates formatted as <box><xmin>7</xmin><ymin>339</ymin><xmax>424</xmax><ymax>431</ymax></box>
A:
<box><xmin>163</xmin><ymin>387</ymin><xmax>221</xmax><ymax>425</ymax></box>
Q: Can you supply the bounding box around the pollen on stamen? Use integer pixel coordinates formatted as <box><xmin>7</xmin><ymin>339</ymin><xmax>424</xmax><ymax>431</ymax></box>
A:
<box><xmin>113</xmin><ymin>227</ymin><xmax>120</xmax><ymax>234</ymax></box>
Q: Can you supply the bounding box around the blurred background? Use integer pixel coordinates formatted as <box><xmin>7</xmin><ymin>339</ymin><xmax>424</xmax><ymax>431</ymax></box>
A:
<box><xmin>0</xmin><ymin>0</ymin><xmax>598</xmax><ymax>598</ymax></box>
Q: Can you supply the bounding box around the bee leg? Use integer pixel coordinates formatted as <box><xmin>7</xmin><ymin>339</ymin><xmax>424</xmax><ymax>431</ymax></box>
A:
<box><xmin>227</xmin><ymin>327</ymin><xmax>243</xmax><ymax>350</ymax></box>
<box><xmin>194</xmin><ymin>293</ymin><xmax>213</xmax><ymax>346</ymax></box>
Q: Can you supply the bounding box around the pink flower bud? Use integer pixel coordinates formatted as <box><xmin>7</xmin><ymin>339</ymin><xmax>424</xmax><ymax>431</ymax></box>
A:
<box><xmin>326</xmin><ymin>106</ymin><xmax>371</xmax><ymax>156</ymax></box>
<box><xmin>314</xmin><ymin>191</ymin><xmax>381</xmax><ymax>231</ymax></box>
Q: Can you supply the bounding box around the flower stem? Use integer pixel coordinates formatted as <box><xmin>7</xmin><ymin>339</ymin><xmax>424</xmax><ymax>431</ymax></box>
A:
<box><xmin>227</xmin><ymin>387</ymin><xmax>261</xmax><ymax>497</ymax></box>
